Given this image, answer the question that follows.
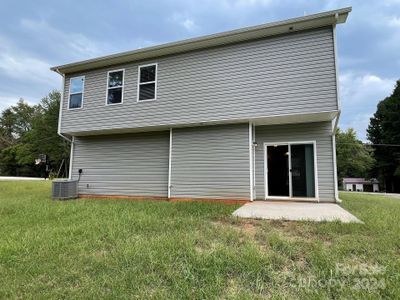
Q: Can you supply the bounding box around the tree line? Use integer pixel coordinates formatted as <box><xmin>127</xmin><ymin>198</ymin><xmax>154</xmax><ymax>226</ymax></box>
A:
<box><xmin>0</xmin><ymin>91</ymin><xmax>70</xmax><ymax>178</ymax></box>
<box><xmin>336</xmin><ymin>80</ymin><xmax>400</xmax><ymax>192</ymax></box>
<box><xmin>0</xmin><ymin>81</ymin><xmax>399</xmax><ymax>191</ymax></box>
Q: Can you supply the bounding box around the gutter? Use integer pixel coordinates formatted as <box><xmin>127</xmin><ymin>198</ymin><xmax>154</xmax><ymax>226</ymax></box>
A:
<box><xmin>54</xmin><ymin>67</ymin><xmax>74</xmax><ymax>179</ymax></box>
<box><xmin>54</xmin><ymin>68</ymin><xmax>72</xmax><ymax>143</ymax></box>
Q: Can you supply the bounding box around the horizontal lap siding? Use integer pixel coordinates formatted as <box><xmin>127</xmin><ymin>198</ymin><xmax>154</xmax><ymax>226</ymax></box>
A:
<box><xmin>171</xmin><ymin>124</ymin><xmax>250</xmax><ymax>199</ymax></box>
<box><xmin>61</xmin><ymin>27</ymin><xmax>337</xmax><ymax>134</ymax></box>
<box><xmin>71</xmin><ymin>132</ymin><xmax>169</xmax><ymax>196</ymax></box>
<box><xmin>254</xmin><ymin>122</ymin><xmax>335</xmax><ymax>202</ymax></box>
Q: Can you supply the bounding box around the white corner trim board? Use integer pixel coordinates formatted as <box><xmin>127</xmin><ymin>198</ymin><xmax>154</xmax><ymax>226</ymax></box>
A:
<box><xmin>332</xmin><ymin>134</ymin><xmax>340</xmax><ymax>202</ymax></box>
<box><xmin>168</xmin><ymin>128</ymin><xmax>172</xmax><ymax>198</ymax></box>
<box><xmin>249</xmin><ymin>122</ymin><xmax>254</xmax><ymax>201</ymax></box>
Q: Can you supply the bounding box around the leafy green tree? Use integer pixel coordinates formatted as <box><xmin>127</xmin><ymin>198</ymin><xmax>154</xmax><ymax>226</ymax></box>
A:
<box><xmin>0</xmin><ymin>100</ymin><xmax>39</xmax><ymax>175</ymax></box>
<box><xmin>0</xmin><ymin>91</ymin><xmax>70</xmax><ymax>177</ymax></box>
<box><xmin>336</xmin><ymin>128</ymin><xmax>375</xmax><ymax>186</ymax></box>
<box><xmin>22</xmin><ymin>91</ymin><xmax>70</xmax><ymax>172</ymax></box>
<box><xmin>0</xmin><ymin>99</ymin><xmax>37</xmax><ymax>147</ymax></box>
<box><xmin>0</xmin><ymin>109</ymin><xmax>16</xmax><ymax>148</ymax></box>
<box><xmin>367</xmin><ymin>80</ymin><xmax>400</xmax><ymax>192</ymax></box>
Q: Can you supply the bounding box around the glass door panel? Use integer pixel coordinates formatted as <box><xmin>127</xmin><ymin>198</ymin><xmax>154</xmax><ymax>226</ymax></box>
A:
<box><xmin>290</xmin><ymin>144</ymin><xmax>315</xmax><ymax>197</ymax></box>
<box><xmin>267</xmin><ymin>145</ymin><xmax>289</xmax><ymax>197</ymax></box>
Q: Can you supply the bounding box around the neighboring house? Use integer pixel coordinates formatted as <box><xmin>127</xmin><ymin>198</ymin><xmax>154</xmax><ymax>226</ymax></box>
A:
<box><xmin>343</xmin><ymin>178</ymin><xmax>379</xmax><ymax>192</ymax></box>
<box><xmin>51</xmin><ymin>7</ymin><xmax>351</xmax><ymax>203</ymax></box>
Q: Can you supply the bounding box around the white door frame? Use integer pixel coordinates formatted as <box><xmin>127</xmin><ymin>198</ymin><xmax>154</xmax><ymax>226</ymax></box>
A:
<box><xmin>263</xmin><ymin>141</ymin><xmax>319</xmax><ymax>201</ymax></box>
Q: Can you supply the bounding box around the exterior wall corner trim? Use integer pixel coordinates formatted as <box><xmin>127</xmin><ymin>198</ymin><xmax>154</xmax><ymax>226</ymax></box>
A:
<box><xmin>249</xmin><ymin>122</ymin><xmax>254</xmax><ymax>201</ymax></box>
<box><xmin>168</xmin><ymin>128</ymin><xmax>173</xmax><ymax>198</ymax></box>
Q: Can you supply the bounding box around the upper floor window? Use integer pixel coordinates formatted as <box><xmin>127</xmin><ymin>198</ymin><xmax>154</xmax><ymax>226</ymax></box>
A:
<box><xmin>138</xmin><ymin>64</ymin><xmax>157</xmax><ymax>101</ymax></box>
<box><xmin>69</xmin><ymin>76</ymin><xmax>84</xmax><ymax>109</ymax></box>
<box><xmin>107</xmin><ymin>69</ymin><xmax>124</xmax><ymax>105</ymax></box>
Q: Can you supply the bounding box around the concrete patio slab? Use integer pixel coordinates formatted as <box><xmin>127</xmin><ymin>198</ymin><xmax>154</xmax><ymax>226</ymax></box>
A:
<box><xmin>232</xmin><ymin>201</ymin><xmax>362</xmax><ymax>223</ymax></box>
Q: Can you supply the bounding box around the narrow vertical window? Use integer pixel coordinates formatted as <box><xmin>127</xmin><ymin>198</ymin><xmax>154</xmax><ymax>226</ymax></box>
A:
<box><xmin>107</xmin><ymin>69</ymin><xmax>124</xmax><ymax>104</ymax></box>
<box><xmin>138</xmin><ymin>64</ymin><xmax>157</xmax><ymax>101</ymax></box>
<box><xmin>69</xmin><ymin>76</ymin><xmax>84</xmax><ymax>109</ymax></box>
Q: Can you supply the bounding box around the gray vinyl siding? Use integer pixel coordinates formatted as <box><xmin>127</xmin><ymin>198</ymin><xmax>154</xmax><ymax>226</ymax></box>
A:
<box><xmin>61</xmin><ymin>27</ymin><xmax>337</xmax><ymax>135</ymax></box>
<box><xmin>71</xmin><ymin>131</ymin><xmax>169</xmax><ymax>196</ymax></box>
<box><xmin>254</xmin><ymin>121</ymin><xmax>335</xmax><ymax>202</ymax></box>
<box><xmin>171</xmin><ymin>124</ymin><xmax>250</xmax><ymax>199</ymax></box>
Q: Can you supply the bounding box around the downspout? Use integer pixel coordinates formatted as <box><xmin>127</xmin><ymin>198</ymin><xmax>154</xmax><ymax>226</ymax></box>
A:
<box><xmin>332</xmin><ymin>113</ymin><xmax>340</xmax><ymax>203</ymax></box>
<box><xmin>54</xmin><ymin>68</ymin><xmax>73</xmax><ymax>179</ymax></box>
<box><xmin>332</xmin><ymin>21</ymin><xmax>341</xmax><ymax>203</ymax></box>
<box><xmin>69</xmin><ymin>136</ymin><xmax>75</xmax><ymax>180</ymax></box>
<box><xmin>54</xmin><ymin>68</ymin><xmax>72</xmax><ymax>143</ymax></box>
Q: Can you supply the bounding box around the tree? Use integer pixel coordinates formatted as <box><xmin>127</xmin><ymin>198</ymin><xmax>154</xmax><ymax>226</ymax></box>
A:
<box><xmin>0</xmin><ymin>91</ymin><xmax>70</xmax><ymax>177</ymax></box>
<box><xmin>22</xmin><ymin>91</ymin><xmax>70</xmax><ymax>171</ymax></box>
<box><xmin>0</xmin><ymin>99</ymin><xmax>39</xmax><ymax>176</ymax></box>
<box><xmin>367</xmin><ymin>80</ymin><xmax>400</xmax><ymax>192</ymax></box>
<box><xmin>0</xmin><ymin>99</ymin><xmax>38</xmax><ymax>146</ymax></box>
<box><xmin>336</xmin><ymin>128</ymin><xmax>375</xmax><ymax>186</ymax></box>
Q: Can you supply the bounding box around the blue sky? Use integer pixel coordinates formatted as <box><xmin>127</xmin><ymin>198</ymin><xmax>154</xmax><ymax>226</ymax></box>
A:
<box><xmin>0</xmin><ymin>0</ymin><xmax>399</xmax><ymax>140</ymax></box>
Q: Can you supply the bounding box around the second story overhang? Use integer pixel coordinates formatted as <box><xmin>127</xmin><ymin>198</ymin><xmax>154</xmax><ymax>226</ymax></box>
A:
<box><xmin>65</xmin><ymin>110</ymin><xmax>339</xmax><ymax>136</ymax></box>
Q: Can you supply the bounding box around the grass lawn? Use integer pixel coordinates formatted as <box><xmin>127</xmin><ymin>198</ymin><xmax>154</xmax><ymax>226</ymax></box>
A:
<box><xmin>0</xmin><ymin>181</ymin><xmax>399</xmax><ymax>299</ymax></box>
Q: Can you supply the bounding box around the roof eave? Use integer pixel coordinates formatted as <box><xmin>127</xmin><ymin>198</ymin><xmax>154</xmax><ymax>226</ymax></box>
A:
<box><xmin>51</xmin><ymin>7</ymin><xmax>351</xmax><ymax>74</ymax></box>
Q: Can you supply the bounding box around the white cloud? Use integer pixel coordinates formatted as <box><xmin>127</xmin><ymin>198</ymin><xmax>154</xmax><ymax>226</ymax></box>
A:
<box><xmin>339</xmin><ymin>72</ymin><xmax>396</xmax><ymax>141</ymax></box>
<box><xmin>0</xmin><ymin>18</ymin><xmax>108</xmax><ymax>113</ymax></box>
<box><xmin>168</xmin><ymin>13</ymin><xmax>198</xmax><ymax>32</ymax></box>
<box><xmin>339</xmin><ymin>56</ymin><xmax>367</xmax><ymax>68</ymax></box>
<box><xmin>182</xmin><ymin>18</ymin><xmax>196</xmax><ymax>31</ymax></box>
<box><xmin>0</xmin><ymin>36</ymin><xmax>59</xmax><ymax>86</ymax></box>
<box><xmin>340</xmin><ymin>73</ymin><xmax>395</xmax><ymax>105</ymax></box>
<box><xmin>0</xmin><ymin>95</ymin><xmax>37</xmax><ymax>113</ymax></box>
<box><xmin>383</xmin><ymin>0</ymin><xmax>400</xmax><ymax>5</ymax></box>
<box><xmin>387</xmin><ymin>16</ymin><xmax>400</xmax><ymax>27</ymax></box>
<box><xmin>342</xmin><ymin>112</ymin><xmax>374</xmax><ymax>142</ymax></box>
<box><xmin>230</xmin><ymin>0</ymin><xmax>273</xmax><ymax>7</ymax></box>
<box><xmin>0</xmin><ymin>96</ymin><xmax>21</xmax><ymax>113</ymax></box>
<box><xmin>20</xmin><ymin>19</ymin><xmax>103</xmax><ymax>58</ymax></box>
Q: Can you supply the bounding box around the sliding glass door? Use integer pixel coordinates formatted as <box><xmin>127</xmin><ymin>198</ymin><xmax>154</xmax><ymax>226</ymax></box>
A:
<box><xmin>265</xmin><ymin>142</ymin><xmax>316</xmax><ymax>199</ymax></box>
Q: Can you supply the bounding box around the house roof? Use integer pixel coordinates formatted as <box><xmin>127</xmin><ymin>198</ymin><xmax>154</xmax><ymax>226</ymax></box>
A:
<box><xmin>343</xmin><ymin>178</ymin><xmax>379</xmax><ymax>184</ymax></box>
<box><xmin>51</xmin><ymin>7</ymin><xmax>351</xmax><ymax>75</ymax></box>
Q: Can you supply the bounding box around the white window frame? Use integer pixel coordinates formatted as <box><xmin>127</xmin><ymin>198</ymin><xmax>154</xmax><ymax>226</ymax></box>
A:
<box><xmin>106</xmin><ymin>69</ymin><xmax>125</xmax><ymax>105</ymax></box>
<box><xmin>68</xmin><ymin>76</ymin><xmax>85</xmax><ymax>110</ymax></box>
<box><xmin>137</xmin><ymin>63</ymin><xmax>157</xmax><ymax>102</ymax></box>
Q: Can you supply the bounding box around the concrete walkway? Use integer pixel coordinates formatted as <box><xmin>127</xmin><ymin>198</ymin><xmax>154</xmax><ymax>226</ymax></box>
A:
<box><xmin>233</xmin><ymin>201</ymin><xmax>362</xmax><ymax>223</ymax></box>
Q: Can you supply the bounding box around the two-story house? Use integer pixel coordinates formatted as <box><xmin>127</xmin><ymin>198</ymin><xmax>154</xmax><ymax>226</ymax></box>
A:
<box><xmin>51</xmin><ymin>7</ymin><xmax>351</xmax><ymax>203</ymax></box>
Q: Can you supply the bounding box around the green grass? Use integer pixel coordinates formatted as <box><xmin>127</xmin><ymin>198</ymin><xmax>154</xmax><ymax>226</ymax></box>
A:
<box><xmin>0</xmin><ymin>181</ymin><xmax>399</xmax><ymax>299</ymax></box>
